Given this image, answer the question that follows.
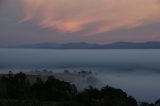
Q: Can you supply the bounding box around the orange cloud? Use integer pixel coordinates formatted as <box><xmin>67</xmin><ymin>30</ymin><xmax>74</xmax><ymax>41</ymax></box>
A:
<box><xmin>19</xmin><ymin>0</ymin><xmax>160</xmax><ymax>35</ymax></box>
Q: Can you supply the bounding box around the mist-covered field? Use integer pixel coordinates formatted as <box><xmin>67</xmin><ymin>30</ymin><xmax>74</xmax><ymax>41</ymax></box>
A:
<box><xmin>0</xmin><ymin>48</ymin><xmax>160</xmax><ymax>102</ymax></box>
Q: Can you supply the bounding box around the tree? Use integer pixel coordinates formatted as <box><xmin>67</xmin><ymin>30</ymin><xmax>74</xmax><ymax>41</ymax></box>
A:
<box><xmin>0</xmin><ymin>75</ymin><xmax>8</xmax><ymax>98</ymax></box>
<box><xmin>155</xmin><ymin>99</ymin><xmax>160</xmax><ymax>106</ymax></box>
<box><xmin>44</xmin><ymin>76</ymin><xmax>77</xmax><ymax>101</ymax></box>
<box><xmin>127</xmin><ymin>96</ymin><xmax>138</xmax><ymax>106</ymax></box>
<box><xmin>7</xmin><ymin>72</ymin><xmax>30</xmax><ymax>99</ymax></box>
<box><xmin>75</xmin><ymin>86</ymin><xmax>101</xmax><ymax>106</ymax></box>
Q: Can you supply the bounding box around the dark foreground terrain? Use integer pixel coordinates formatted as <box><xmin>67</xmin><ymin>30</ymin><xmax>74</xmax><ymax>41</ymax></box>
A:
<box><xmin>0</xmin><ymin>72</ymin><xmax>159</xmax><ymax>106</ymax></box>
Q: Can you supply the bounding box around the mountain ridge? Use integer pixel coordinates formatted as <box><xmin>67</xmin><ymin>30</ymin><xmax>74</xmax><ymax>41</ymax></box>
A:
<box><xmin>11</xmin><ymin>41</ymin><xmax>160</xmax><ymax>49</ymax></box>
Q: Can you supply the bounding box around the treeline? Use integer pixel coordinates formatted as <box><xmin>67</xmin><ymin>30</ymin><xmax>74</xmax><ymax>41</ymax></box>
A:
<box><xmin>0</xmin><ymin>72</ymin><xmax>158</xmax><ymax>106</ymax></box>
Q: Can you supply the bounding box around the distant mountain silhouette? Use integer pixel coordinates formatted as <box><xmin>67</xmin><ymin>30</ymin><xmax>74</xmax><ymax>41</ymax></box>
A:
<box><xmin>14</xmin><ymin>41</ymin><xmax>160</xmax><ymax>49</ymax></box>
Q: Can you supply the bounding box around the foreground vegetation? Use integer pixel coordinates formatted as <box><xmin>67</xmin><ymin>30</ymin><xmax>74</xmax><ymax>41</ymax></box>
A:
<box><xmin>0</xmin><ymin>72</ymin><xmax>159</xmax><ymax>106</ymax></box>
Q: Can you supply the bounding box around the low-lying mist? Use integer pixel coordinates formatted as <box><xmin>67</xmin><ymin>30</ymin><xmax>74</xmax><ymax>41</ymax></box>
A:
<box><xmin>1</xmin><ymin>48</ymin><xmax>160</xmax><ymax>102</ymax></box>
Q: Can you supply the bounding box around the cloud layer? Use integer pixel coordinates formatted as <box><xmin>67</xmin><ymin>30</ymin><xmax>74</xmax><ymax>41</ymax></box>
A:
<box><xmin>0</xmin><ymin>0</ymin><xmax>160</xmax><ymax>46</ymax></box>
<box><xmin>20</xmin><ymin>0</ymin><xmax>160</xmax><ymax>35</ymax></box>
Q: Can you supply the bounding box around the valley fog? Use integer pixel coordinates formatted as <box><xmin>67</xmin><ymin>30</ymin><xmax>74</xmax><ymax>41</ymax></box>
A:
<box><xmin>0</xmin><ymin>48</ymin><xmax>160</xmax><ymax>102</ymax></box>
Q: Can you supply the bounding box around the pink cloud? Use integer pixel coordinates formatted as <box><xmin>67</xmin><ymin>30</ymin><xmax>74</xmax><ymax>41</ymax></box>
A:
<box><xmin>19</xmin><ymin>0</ymin><xmax>160</xmax><ymax>35</ymax></box>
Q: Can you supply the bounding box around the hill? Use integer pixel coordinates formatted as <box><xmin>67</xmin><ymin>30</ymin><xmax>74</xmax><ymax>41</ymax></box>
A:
<box><xmin>13</xmin><ymin>41</ymin><xmax>160</xmax><ymax>49</ymax></box>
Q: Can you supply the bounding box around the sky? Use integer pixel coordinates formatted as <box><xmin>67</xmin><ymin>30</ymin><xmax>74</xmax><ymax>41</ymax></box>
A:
<box><xmin>0</xmin><ymin>0</ymin><xmax>160</xmax><ymax>46</ymax></box>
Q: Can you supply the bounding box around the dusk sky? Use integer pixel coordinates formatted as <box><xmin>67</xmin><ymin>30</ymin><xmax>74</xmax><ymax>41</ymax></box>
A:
<box><xmin>0</xmin><ymin>0</ymin><xmax>160</xmax><ymax>46</ymax></box>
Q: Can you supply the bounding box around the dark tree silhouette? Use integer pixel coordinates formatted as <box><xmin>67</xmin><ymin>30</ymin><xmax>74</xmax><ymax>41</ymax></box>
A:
<box><xmin>0</xmin><ymin>72</ymin><xmax>141</xmax><ymax>106</ymax></box>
